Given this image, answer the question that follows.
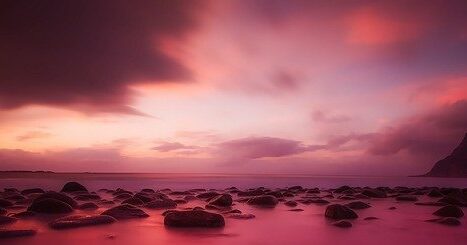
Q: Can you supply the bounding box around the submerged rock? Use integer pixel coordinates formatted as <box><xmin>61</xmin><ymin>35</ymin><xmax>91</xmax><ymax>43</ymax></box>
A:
<box><xmin>433</xmin><ymin>205</ymin><xmax>464</xmax><ymax>218</ymax></box>
<box><xmin>325</xmin><ymin>204</ymin><xmax>358</xmax><ymax>220</ymax></box>
<box><xmin>0</xmin><ymin>207</ymin><xmax>6</xmax><ymax>215</ymax></box>
<box><xmin>49</xmin><ymin>215</ymin><xmax>116</xmax><ymax>229</ymax></box>
<box><xmin>209</xmin><ymin>194</ymin><xmax>233</xmax><ymax>207</ymax></box>
<box><xmin>0</xmin><ymin>229</ymin><xmax>36</xmax><ymax>239</ymax></box>
<box><xmin>101</xmin><ymin>204</ymin><xmax>149</xmax><ymax>219</ymax></box>
<box><xmin>0</xmin><ymin>215</ymin><xmax>17</xmax><ymax>225</ymax></box>
<box><xmin>78</xmin><ymin>202</ymin><xmax>99</xmax><ymax>210</ymax></box>
<box><xmin>196</xmin><ymin>192</ymin><xmax>220</xmax><ymax>199</ymax></box>
<box><xmin>362</xmin><ymin>189</ymin><xmax>387</xmax><ymax>198</ymax></box>
<box><xmin>61</xmin><ymin>182</ymin><xmax>88</xmax><ymax>193</ymax></box>
<box><xmin>28</xmin><ymin>198</ymin><xmax>73</xmax><ymax>214</ymax></box>
<box><xmin>284</xmin><ymin>200</ymin><xmax>298</xmax><ymax>207</ymax></box>
<box><xmin>228</xmin><ymin>213</ymin><xmax>255</xmax><ymax>219</ymax></box>
<box><xmin>396</xmin><ymin>195</ymin><xmax>418</xmax><ymax>202</ymax></box>
<box><xmin>34</xmin><ymin>192</ymin><xmax>77</xmax><ymax>207</ymax></box>
<box><xmin>246</xmin><ymin>195</ymin><xmax>278</xmax><ymax>207</ymax></box>
<box><xmin>122</xmin><ymin>197</ymin><xmax>144</xmax><ymax>206</ymax></box>
<box><xmin>144</xmin><ymin>199</ymin><xmax>177</xmax><ymax>209</ymax></box>
<box><xmin>333</xmin><ymin>220</ymin><xmax>352</xmax><ymax>228</ymax></box>
<box><xmin>364</xmin><ymin>216</ymin><xmax>379</xmax><ymax>220</ymax></box>
<box><xmin>426</xmin><ymin>217</ymin><xmax>461</xmax><ymax>226</ymax></box>
<box><xmin>288</xmin><ymin>208</ymin><xmax>304</xmax><ymax>212</ymax></box>
<box><xmin>10</xmin><ymin>211</ymin><xmax>35</xmax><ymax>219</ymax></box>
<box><xmin>164</xmin><ymin>210</ymin><xmax>225</xmax><ymax>228</ymax></box>
<box><xmin>345</xmin><ymin>201</ymin><xmax>371</xmax><ymax>209</ymax></box>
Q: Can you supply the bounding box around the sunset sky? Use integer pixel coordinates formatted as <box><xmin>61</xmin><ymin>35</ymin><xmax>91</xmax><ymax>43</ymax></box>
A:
<box><xmin>1</xmin><ymin>0</ymin><xmax>466</xmax><ymax>175</ymax></box>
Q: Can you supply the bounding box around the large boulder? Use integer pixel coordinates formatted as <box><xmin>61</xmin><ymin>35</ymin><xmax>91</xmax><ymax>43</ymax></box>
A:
<box><xmin>28</xmin><ymin>198</ymin><xmax>73</xmax><ymax>214</ymax></box>
<box><xmin>144</xmin><ymin>199</ymin><xmax>177</xmax><ymax>209</ymax></box>
<box><xmin>34</xmin><ymin>192</ymin><xmax>77</xmax><ymax>207</ymax></box>
<box><xmin>122</xmin><ymin>197</ymin><xmax>144</xmax><ymax>206</ymax></box>
<box><xmin>21</xmin><ymin>188</ymin><xmax>45</xmax><ymax>196</ymax></box>
<box><xmin>0</xmin><ymin>229</ymin><xmax>36</xmax><ymax>239</ymax></box>
<box><xmin>101</xmin><ymin>204</ymin><xmax>149</xmax><ymax>219</ymax></box>
<box><xmin>164</xmin><ymin>210</ymin><xmax>225</xmax><ymax>228</ymax></box>
<box><xmin>209</xmin><ymin>194</ymin><xmax>233</xmax><ymax>207</ymax></box>
<box><xmin>246</xmin><ymin>195</ymin><xmax>278</xmax><ymax>207</ymax></box>
<box><xmin>433</xmin><ymin>205</ymin><xmax>464</xmax><ymax>218</ymax></box>
<box><xmin>61</xmin><ymin>182</ymin><xmax>88</xmax><ymax>193</ymax></box>
<box><xmin>0</xmin><ymin>199</ymin><xmax>13</xmax><ymax>208</ymax></box>
<box><xmin>49</xmin><ymin>215</ymin><xmax>116</xmax><ymax>229</ymax></box>
<box><xmin>325</xmin><ymin>204</ymin><xmax>358</xmax><ymax>220</ymax></box>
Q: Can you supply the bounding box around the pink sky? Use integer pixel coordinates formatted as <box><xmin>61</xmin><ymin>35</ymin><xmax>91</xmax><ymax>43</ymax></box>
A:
<box><xmin>0</xmin><ymin>0</ymin><xmax>466</xmax><ymax>175</ymax></box>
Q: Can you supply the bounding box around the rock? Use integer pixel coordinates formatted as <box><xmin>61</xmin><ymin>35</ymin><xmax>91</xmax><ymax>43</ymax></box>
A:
<box><xmin>307</xmin><ymin>188</ymin><xmax>320</xmax><ymax>194</ymax></box>
<box><xmin>28</xmin><ymin>198</ymin><xmax>73</xmax><ymax>214</ymax></box>
<box><xmin>141</xmin><ymin>188</ymin><xmax>155</xmax><ymax>193</ymax></box>
<box><xmin>114</xmin><ymin>193</ymin><xmax>132</xmax><ymax>200</ymax></box>
<box><xmin>414</xmin><ymin>202</ymin><xmax>447</xmax><ymax>206</ymax></box>
<box><xmin>34</xmin><ymin>192</ymin><xmax>77</xmax><ymax>207</ymax></box>
<box><xmin>222</xmin><ymin>209</ymin><xmax>242</xmax><ymax>214</ymax></box>
<box><xmin>61</xmin><ymin>182</ymin><xmax>88</xmax><ymax>193</ymax></box>
<box><xmin>427</xmin><ymin>217</ymin><xmax>461</xmax><ymax>226</ymax></box>
<box><xmin>310</xmin><ymin>199</ymin><xmax>330</xmax><ymax>204</ymax></box>
<box><xmin>229</xmin><ymin>213</ymin><xmax>255</xmax><ymax>219</ymax></box>
<box><xmin>209</xmin><ymin>194</ymin><xmax>233</xmax><ymax>207</ymax></box>
<box><xmin>164</xmin><ymin>210</ymin><xmax>225</xmax><ymax>228</ymax></box>
<box><xmin>0</xmin><ymin>215</ymin><xmax>17</xmax><ymax>225</ymax></box>
<box><xmin>438</xmin><ymin>196</ymin><xmax>466</xmax><ymax>206</ymax></box>
<box><xmin>325</xmin><ymin>204</ymin><xmax>358</xmax><ymax>220</ymax></box>
<box><xmin>0</xmin><ymin>199</ymin><xmax>13</xmax><ymax>208</ymax></box>
<box><xmin>345</xmin><ymin>201</ymin><xmax>371</xmax><ymax>209</ymax></box>
<box><xmin>364</xmin><ymin>216</ymin><xmax>379</xmax><ymax>220</ymax></box>
<box><xmin>74</xmin><ymin>194</ymin><xmax>101</xmax><ymax>201</ymax></box>
<box><xmin>78</xmin><ymin>202</ymin><xmax>99</xmax><ymax>210</ymax></box>
<box><xmin>333</xmin><ymin>220</ymin><xmax>352</xmax><ymax>228</ymax></box>
<box><xmin>388</xmin><ymin>206</ymin><xmax>397</xmax><ymax>210</ymax></box>
<box><xmin>196</xmin><ymin>192</ymin><xmax>220</xmax><ymax>199</ymax></box>
<box><xmin>49</xmin><ymin>215</ymin><xmax>116</xmax><ymax>229</ymax></box>
<box><xmin>284</xmin><ymin>200</ymin><xmax>298</xmax><ymax>207</ymax></box>
<box><xmin>247</xmin><ymin>195</ymin><xmax>278</xmax><ymax>207</ymax></box>
<box><xmin>288</xmin><ymin>208</ymin><xmax>304</xmax><ymax>212</ymax></box>
<box><xmin>334</xmin><ymin>186</ymin><xmax>352</xmax><ymax>193</ymax></box>
<box><xmin>21</xmin><ymin>188</ymin><xmax>45</xmax><ymax>196</ymax></box>
<box><xmin>362</xmin><ymin>189</ymin><xmax>387</xmax><ymax>198</ymax></box>
<box><xmin>101</xmin><ymin>204</ymin><xmax>149</xmax><ymax>219</ymax></box>
<box><xmin>237</xmin><ymin>189</ymin><xmax>265</xmax><ymax>197</ymax></box>
<box><xmin>0</xmin><ymin>229</ymin><xmax>36</xmax><ymax>239</ymax></box>
<box><xmin>424</xmin><ymin>133</ymin><xmax>467</xmax><ymax>177</ymax></box>
<box><xmin>0</xmin><ymin>208</ymin><xmax>5</xmax><ymax>215</ymax></box>
<box><xmin>184</xmin><ymin>195</ymin><xmax>197</xmax><ymax>201</ymax></box>
<box><xmin>10</xmin><ymin>211</ymin><xmax>35</xmax><ymax>218</ymax></box>
<box><xmin>396</xmin><ymin>195</ymin><xmax>418</xmax><ymax>202</ymax></box>
<box><xmin>427</xmin><ymin>189</ymin><xmax>443</xmax><ymax>197</ymax></box>
<box><xmin>122</xmin><ymin>197</ymin><xmax>144</xmax><ymax>206</ymax></box>
<box><xmin>144</xmin><ymin>199</ymin><xmax>177</xmax><ymax>209</ymax></box>
<box><xmin>174</xmin><ymin>199</ymin><xmax>187</xmax><ymax>204</ymax></box>
<box><xmin>433</xmin><ymin>205</ymin><xmax>464</xmax><ymax>218</ymax></box>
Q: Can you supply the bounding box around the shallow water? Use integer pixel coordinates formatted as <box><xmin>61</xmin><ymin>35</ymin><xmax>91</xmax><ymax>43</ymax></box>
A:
<box><xmin>1</xmin><ymin>173</ymin><xmax>466</xmax><ymax>244</ymax></box>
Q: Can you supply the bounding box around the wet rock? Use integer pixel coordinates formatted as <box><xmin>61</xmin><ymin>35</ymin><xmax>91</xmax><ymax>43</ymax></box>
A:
<box><xmin>49</xmin><ymin>215</ymin><xmax>116</xmax><ymax>229</ymax></box>
<box><xmin>61</xmin><ymin>182</ymin><xmax>88</xmax><ymax>193</ymax></box>
<box><xmin>333</xmin><ymin>220</ymin><xmax>352</xmax><ymax>228</ymax></box>
<box><xmin>0</xmin><ymin>229</ymin><xmax>36</xmax><ymax>239</ymax></box>
<box><xmin>237</xmin><ymin>189</ymin><xmax>265</xmax><ymax>197</ymax></box>
<box><xmin>334</xmin><ymin>186</ymin><xmax>352</xmax><ymax>193</ymax></box>
<box><xmin>196</xmin><ymin>192</ymin><xmax>220</xmax><ymax>199</ymax></box>
<box><xmin>28</xmin><ymin>198</ymin><xmax>73</xmax><ymax>214</ymax></box>
<box><xmin>388</xmin><ymin>206</ymin><xmax>397</xmax><ymax>210</ymax></box>
<box><xmin>438</xmin><ymin>196</ymin><xmax>466</xmax><ymax>206</ymax></box>
<box><xmin>101</xmin><ymin>204</ymin><xmax>149</xmax><ymax>220</ymax></box>
<box><xmin>426</xmin><ymin>217</ymin><xmax>461</xmax><ymax>226</ymax></box>
<box><xmin>364</xmin><ymin>216</ymin><xmax>379</xmax><ymax>220</ymax></box>
<box><xmin>307</xmin><ymin>188</ymin><xmax>320</xmax><ymax>194</ymax></box>
<box><xmin>288</xmin><ymin>208</ymin><xmax>304</xmax><ymax>212</ymax></box>
<box><xmin>141</xmin><ymin>189</ymin><xmax>155</xmax><ymax>193</ymax></box>
<box><xmin>345</xmin><ymin>201</ymin><xmax>371</xmax><ymax>209</ymax></box>
<box><xmin>362</xmin><ymin>189</ymin><xmax>387</xmax><ymax>198</ymax></box>
<box><xmin>0</xmin><ymin>215</ymin><xmax>17</xmax><ymax>225</ymax></box>
<box><xmin>3</xmin><ymin>194</ymin><xmax>25</xmax><ymax>201</ymax></box>
<box><xmin>222</xmin><ymin>209</ymin><xmax>242</xmax><ymax>214</ymax></box>
<box><xmin>325</xmin><ymin>204</ymin><xmax>358</xmax><ymax>220</ymax></box>
<box><xmin>229</xmin><ymin>213</ymin><xmax>255</xmax><ymax>219</ymax></box>
<box><xmin>21</xmin><ymin>188</ymin><xmax>45</xmax><ymax>196</ymax></box>
<box><xmin>34</xmin><ymin>192</ymin><xmax>77</xmax><ymax>207</ymax></box>
<box><xmin>414</xmin><ymin>202</ymin><xmax>447</xmax><ymax>206</ymax></box>
<box><xmin>0</xmin><ymin>199</ymin><xmax>13</xmax><ymax>208</ymax></box>
<box><xmin>122</xmin><ymin>197</ymin><xmax>144</xmax><ymax>206</ymax></box>
<box><xmin>427</xmin><ymin>189</ymin><xmax>443</xmax><ymax>197</ymax></box>
<box><xmin>78</xmin><ymin>202</ymin><xmax>99</xmax><ymax>210</ymax></box>
<box><xmin>209</xmin><ymin>194</ymin><xmax>233</xmax><ymax>207</ymax></box>
<box><xmin>164</xmin><ymin>210</ymin><xmax>225</xmax><ymax>228</ymax></box>
<box><xmin>433</xmin><ymin>205</ymin><xmax>464</xmax><ymax>218</ymax></box>
<box><xmin>144</xmin><ymin>199</ymin><xmax>177</xmax><ymax>209</ymax></box>
<box><xmin>114</xmin><ymin>193</ymin><xmax>132</xmax><ymax>200</ymax></box>
<box><xmin>10</xmin><ymin>211</ymin><xmax>35</xmax><ymax>219</ymax></box>
<box><xmin>100</xmin><ymin>200</ymin><xmax>115</xmax><ymax>205</ymax></box>
<box><xmin>184</xmin><ymin>195</ymin><xmax>197</xmax><ymax>201</ymax></box>
<box><xmin>285</xmin><ymin>200</ymin><xmax>298</xmax><ymax>207</ymax></box>
<box><xmin>133</xmin><ymin>193</ymin><xmax>155</xmax><ymax>203</ymax></box>
<box><xmin>174</xmin><ymin>199</ymin><xmax>187</xmax><ymax>204</ymax></box>
<box><xmin>396</xmin><ymin>195</ymin><xmax>418</xmax><ymax>202</ymax></box>
<box><xmin>247</xmin><ymin>195</ymin><xmax>278</xmax><ymax>207</ymax></box>
<box><xmin>0</xmin><ymin>208</ymin><xmax>6</xmax><ymax>215</ymax></box>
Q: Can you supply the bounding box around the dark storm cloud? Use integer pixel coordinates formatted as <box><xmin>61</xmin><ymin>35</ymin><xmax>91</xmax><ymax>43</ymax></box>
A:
<box><xmin>0</xmin><ymin>0</ymin><xmax>203</xmax><ymax>114</ymax></box>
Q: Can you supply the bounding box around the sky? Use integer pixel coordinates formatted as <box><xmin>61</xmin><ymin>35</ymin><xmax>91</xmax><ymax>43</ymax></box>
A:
<box><xmin>0</xmin><ymin>0</ymin><xmax>466</xmax><ymax>175</ymax></box>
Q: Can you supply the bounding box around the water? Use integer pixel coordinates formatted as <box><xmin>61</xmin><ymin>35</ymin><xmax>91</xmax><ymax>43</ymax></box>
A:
<box><xmin>1</xmin><ymin>173</ymin><xmax>466</xmax><ymax>244</ymax></box>
<box><xmin>1</xmin><ymin>172</ymin><xmax>467</xmax><ymax>190</ymax></box>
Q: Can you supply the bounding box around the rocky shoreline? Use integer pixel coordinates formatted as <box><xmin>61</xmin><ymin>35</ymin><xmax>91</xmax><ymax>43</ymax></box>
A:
<box><xmin>1</xmin><ymin>182</ymin><xmax>466</xmax><ymax>239</ymax></box>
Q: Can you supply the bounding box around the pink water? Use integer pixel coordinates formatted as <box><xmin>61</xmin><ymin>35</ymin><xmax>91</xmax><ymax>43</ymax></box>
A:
<box><xmin>1</xmin><ymin>173</ymin><xmax>466</xmax><ymax>244</ymax></box>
